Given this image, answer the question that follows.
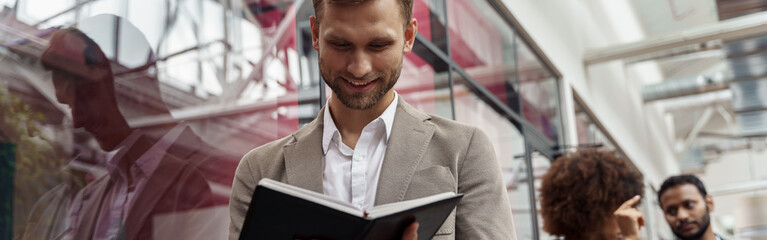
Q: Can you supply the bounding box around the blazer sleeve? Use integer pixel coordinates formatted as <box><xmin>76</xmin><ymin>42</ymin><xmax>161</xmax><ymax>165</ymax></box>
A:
<box><xmin>228</xmin><ymin>153</ymin><xmax>260</xmax><ymax>240</ymax></box>
<box><xmin>456</xmin><ymin>128</ymin><xmax>517</xmax><ymax>239</ymax></box>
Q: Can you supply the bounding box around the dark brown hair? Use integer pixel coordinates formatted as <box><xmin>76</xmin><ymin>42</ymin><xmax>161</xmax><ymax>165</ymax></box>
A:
<box><xmin>539</xmin><ymin>149</ymin><xmax>644</xmax><ymax>239</ymax></box>
<box><xmin>658</xmin><ymin>174</ymin><xmax>708</xmax><ymax>207</ymax></box>
<box><xmin>41</xmin><ymin>27</ymin><xmax>113</xmax><ymax>83</ymax></box>
<box><xmin>312</xmin><ymin>0</ymin><xmax>414</xmax><ymax>27</ymax></box>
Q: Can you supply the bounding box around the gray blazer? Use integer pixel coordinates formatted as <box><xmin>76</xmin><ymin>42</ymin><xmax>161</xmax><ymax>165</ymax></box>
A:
<box><xmin>229</xmin><ymin>97</ymin><xmax>517</xmax><ymax>239</ymax></box>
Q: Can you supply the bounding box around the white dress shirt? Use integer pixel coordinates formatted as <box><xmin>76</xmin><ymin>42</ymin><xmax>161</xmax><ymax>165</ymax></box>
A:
<box><xmin>322</xmin><ymin>93</ymin><xmax>398</xmax><ymax>210</ymax></box>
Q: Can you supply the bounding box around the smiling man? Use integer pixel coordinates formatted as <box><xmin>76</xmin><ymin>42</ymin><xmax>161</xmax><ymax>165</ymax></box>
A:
<box><xmin>658</xmin><ymin>175</ymin><xmax>723</xmax><ymax>240</ymax></box>
<box><xmin>228</xmin><ymin>0</ymin><xmax>516</xmax><ymax>239</ymax></box>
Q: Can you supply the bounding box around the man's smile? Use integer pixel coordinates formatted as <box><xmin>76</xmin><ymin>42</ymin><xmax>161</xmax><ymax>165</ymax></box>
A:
<box><xmin>342</xmin><ymin>77</ymin><xmax>377</xmax><ymax>92</ymax></box>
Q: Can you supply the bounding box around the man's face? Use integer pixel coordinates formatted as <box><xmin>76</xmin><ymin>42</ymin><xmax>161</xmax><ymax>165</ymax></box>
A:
<box><xmin>311</xmin><ymin>0</ymin><xmax>417</xmax><ymax>110</ymax></box>
<box><xmin>660</xmin><ymin>184</ymin><xmax>713</xmax><ymax>240</ymax></box>
<box><xmin>44</xmin><ymin>31</ymin><xmax>129</xmax><ymax>151</ymax></box>
<box><xmin>50</xmin><ymin>67</ymin><xmax>123</xmax><ymax>151</ymax></box>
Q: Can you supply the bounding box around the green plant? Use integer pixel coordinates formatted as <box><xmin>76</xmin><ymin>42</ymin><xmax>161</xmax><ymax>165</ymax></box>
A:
<box><xmin>0</xmin><ymin>84</ymin><xmax>64</xmax><ymax>239</ymax></box>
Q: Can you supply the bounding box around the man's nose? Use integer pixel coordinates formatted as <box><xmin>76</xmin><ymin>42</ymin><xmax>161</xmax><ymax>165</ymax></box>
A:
<box><xmin>677</xmin><ymin>209</ymin><xmax>691</xmax><ymax>221</ymax></box>
<box><xmin>346</xmin><ymin>50</ymin><xmax>372</xmax><ymax>78</ymax></box>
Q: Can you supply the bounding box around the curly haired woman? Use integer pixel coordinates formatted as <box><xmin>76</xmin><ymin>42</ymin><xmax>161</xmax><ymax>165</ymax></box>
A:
<box><xmin>539</xmin><ymin>149</ymin><xmax>646</xmax><ymax>239</ymax></box>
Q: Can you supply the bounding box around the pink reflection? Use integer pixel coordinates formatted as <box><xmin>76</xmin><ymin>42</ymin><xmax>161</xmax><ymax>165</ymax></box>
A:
<box><xmin>5</xmin><ymin>3</ymin><xmax>302</xmax><ymax>239</ymax></box>
<box><xmin>30</xmin><ymin>22</ymin><xmax>219</xmax><ymax>239</ymax></box>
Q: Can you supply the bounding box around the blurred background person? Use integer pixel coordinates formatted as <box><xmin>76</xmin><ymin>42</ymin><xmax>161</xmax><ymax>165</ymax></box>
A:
<box><xmin>539</xmin><ymin>149</ymin><xmax>645</xmax><ymax>239</ymax></box>
<box><xmin>658</xmin><ymin>175</ymin><xmax>724</xmax><ymax>240</ymax></box>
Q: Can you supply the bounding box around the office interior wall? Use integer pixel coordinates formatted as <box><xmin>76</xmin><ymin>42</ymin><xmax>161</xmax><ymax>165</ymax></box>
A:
<box><xmin>501</xmin><ymin>0</ymin><xmax>679</xmax><ymax>187</ymax></box>
<box><xmin>501</xmin><ymin>0</ymin><xmax>680</xmax><ymax>238</ymax></box>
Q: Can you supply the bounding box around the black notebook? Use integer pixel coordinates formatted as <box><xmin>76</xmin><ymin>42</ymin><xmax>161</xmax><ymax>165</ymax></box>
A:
<box><xmin>239</xmin><ymin>178</ymin><xmax>462</xmax><ymax>240</ymax></box>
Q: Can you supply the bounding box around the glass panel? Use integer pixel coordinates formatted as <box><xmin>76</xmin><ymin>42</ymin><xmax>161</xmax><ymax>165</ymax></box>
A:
<box><xmin>530</xmin><ymin>151</ymin><xmax>553</xmax><ymax>240</ymax></box>
<box><xmin>294</xmin><ymin>9</ymin><xmax>323</xmax><ymax>125</ymax></box>
<box><xmin>573</xmin><ymin>99</ymin><xmax>618</xmax><ymax>151</ymax></box>
<box><xmin>517</xmin><ymin>39</ymin><xmax>562</xmax><ymax>144</ymax></box>
<box><xmin>82</xmin><ymin>0</ymin><xmax>123</xmax><ymax>19</ymax></box>
<box><xmin>17</xmin><ymin>0</ymin><xmax>75</xmax><ymax>25</ymax></box>
<box><xmin>0</xmin><ymin>0</ymin><xmax>14</xmax><ymax>7</ymax></box>
<box><xmin>126</xmin><ymin>0</ymin><xmax>166</xmax><ymax>51</ymax></box>
<box><xmin>1</xmin><ymin>1</ymin><xmax>301</xmax><ymax>239</ymax></box>
<box><xmin>446</xmin><ymin>0</ymin><xmax>520</xmax><ymax>115</ymax></box>
<box><xmin>453</xmin><ymin>70</ymin><xmax>530</xmax><ymax>238</ymax></box>
<box><xmin>412</xmin><ymin>0</ymin><xmax>449</xmax><ymax>53</ymax></box>
<box><xmin>1</xmin><ymin>0</ymin><xmax>569</xmax><ymax>238</ymax></box>
<box><xmin>401</xmin><ymin>39</ymin><xmax>453</xmax><ymax>119</ymax></box>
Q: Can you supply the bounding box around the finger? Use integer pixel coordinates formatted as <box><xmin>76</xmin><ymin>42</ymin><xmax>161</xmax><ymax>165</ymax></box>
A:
<box><xmin>615</xmin><ymin>208</ymin><xmax>643</xmax><ymax>219</ymax></box>
<box><xmin>638</xmin><ymin>215</ymin><xmax>645</xmax><ymax>228</ymax></box>
<box><xmin>618</xmin><ymin>195</ymin><xmax>641</xmax><ymax>210</ymax></box>
<box><xmin>402</xmin><ymin>222</ymin><xmax>419</xmax><ymax>240</ymax></box>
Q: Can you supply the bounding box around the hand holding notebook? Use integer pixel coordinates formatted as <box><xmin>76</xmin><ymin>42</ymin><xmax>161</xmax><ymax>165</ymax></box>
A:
<box><xmin>238</xmin><ymin>178</ymin><xmax>462</xmax><ymax>240</ymax></box>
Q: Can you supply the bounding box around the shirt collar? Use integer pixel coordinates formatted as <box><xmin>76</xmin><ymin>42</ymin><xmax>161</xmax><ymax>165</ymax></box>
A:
<box><xmin>322</xmin><ymin>92</ymin><xmax>399</xmax><ymax>154</ymax></box>
<box><xmin>106</xmin><ymin>130</ymin><xmax>149</xmax><ymax>181</ymax></box>
<box><xmin>106</xmin><ymin>130</ymin><xmax>144</xmax><ymax>174</ymax></box>
<box><xmin>380</xmin><ymin>92</ymin><xmax>398</xmax><ymax>141</ymax></box>
<box><xmin>106</xmin><ymin>125</ymin><xmax>185</xmax><ymax>180</ymax></box>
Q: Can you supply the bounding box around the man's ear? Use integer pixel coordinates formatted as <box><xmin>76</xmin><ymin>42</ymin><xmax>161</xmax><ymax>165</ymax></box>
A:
<box><xmin>403</xmin><ymin>18</ymin><xmax>418</xmax><ymax>53</ymax></box>
<box><xmin>310</xmin><ymin>16</ymin><xmax>320</xmax><ymax>51</ymax></box>
<box><xmin>705</xmin><ymin>194</ymin><xmax>714</xmax><ymax>211</ymax></box>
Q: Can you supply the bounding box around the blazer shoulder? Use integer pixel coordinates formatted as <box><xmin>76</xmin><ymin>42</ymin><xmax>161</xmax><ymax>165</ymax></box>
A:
<box><xmin>240</xmin><ymin>134</ymin><xmax>295</xmax><ymax>166</ymax></box>
<box><xmin>240</xmin><ymin>114</ymin><xmax>321</xmax><ymax>162</ymax></box>
<box><xmin>427</xmin><ymin>113</ymin><xmax>479</xmax><ymax>138</ymax></box>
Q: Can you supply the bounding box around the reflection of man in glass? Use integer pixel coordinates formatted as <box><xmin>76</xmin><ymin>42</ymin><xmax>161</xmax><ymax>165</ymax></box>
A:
<box><xmin>40</xmin><ymin>27</ymin><xmax>214</xmax><ymax>240</ymax></box>
<box><xmin>45</xmin><ymin>30</ymin><xmax>128</xmax><ymax>152</ymax></box>
<box><xmin>229</xmin><ymin>0</ymin><xmax>515</xmax><ymax>239</ymax></box>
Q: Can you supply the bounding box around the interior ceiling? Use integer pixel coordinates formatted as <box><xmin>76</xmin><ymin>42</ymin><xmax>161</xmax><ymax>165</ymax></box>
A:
<box><xmin>672</xmin><ymin>104</ymin><xmax>734</xmax><ymax>138</ymax></box>
<box><xmin>629</xmin><ymin>0</ymin><xmax>723</xmax><ymax>141</ymax></box>
<box><xmin>628</xmin><ymin>0</ymin><xmax>767</xmax><ymax>148</ymax></box>
<box><xmin>632</xmin><ymin>0</ymin><xmax>719</xmax><ymax>37</ymax></box>
<box><xmin>630</xmin><ymin>0</ymin><xmax>722</xmax><ymax>80</ymax></box>
<box><xmin>656</xmin><ymin>54</ymin><xmax>723</xmax><ymax>79</ymax></box>
<box><xmin>716</xmin><ymin>0</ymin><xmax>767</xmax><ymax>20</ymax></box>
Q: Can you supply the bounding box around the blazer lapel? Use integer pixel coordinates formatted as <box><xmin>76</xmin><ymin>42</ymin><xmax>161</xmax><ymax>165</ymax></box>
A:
<box><xmin>375</xmin><ymin>97</ymin><xmax>434</xmax><ymax>205</ymax></box>
<box><xmin>283</xmin><ymin>108</ymin><xmax>324</xmax><ymax>193</ymax></box>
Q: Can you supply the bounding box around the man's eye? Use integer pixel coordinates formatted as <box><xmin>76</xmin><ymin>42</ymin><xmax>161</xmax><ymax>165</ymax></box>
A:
<box><xmin>370</xmin><ymin>43</ymin><xmax>389</xmax><ymax>50</ymax></box>
<box><xmin>666</xmin><ymin>208</ymin><xmax>676</xmax><ymax>215</ymax></box>
<box><xmin>331</xmin><ymin>42</ymin><xmax>350</xmax><ymax>48</ymax></box>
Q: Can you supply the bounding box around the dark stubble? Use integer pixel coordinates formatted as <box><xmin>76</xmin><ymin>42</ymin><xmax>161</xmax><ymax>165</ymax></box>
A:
<box><xmin>319</xmin><ymin>56</ymin><xmax>402</xmax><ymax>110</ymax></box>
<box><xmin>672</xmin><ymin>206</ymin><xmax>711</xmax><ymax>240</ymax></box>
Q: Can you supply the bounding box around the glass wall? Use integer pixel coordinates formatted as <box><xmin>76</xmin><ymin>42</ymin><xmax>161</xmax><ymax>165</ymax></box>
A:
<box><xmin>0</xmin><ymin>0</ymin><xmax>564</xmax><ymax>239</ymax></box>
<box><xmin>572</xmin><ymin>95</ymin><xmax>654</xmax><ymax>239</ymax></box>
<box><xmin>452</xmin><ymin>71</ymin><xmax>531</xmax><ymax>238</ymax></box>
<box><xmin>2</xmin><ymin>1</ymin><xmax>302</xmax><ymax>238</ymax></box>
<box><xmin>446</xmin><ymin>0</ymin><xmax>562</xmax><ymax>146</ymax></box>
<box><xmin>574</xmin><ymin>98</ymin><xmax>618</xmax><ymax>151</ymax></box>
<box><xmin>517</xmin><ymin>42</ymin><xmax>562</xmax><ymax>145</ymax></box>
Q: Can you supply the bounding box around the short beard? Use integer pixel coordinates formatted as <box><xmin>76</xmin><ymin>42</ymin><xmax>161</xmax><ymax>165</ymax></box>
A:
<box><xmin>319</xmin><ymin>57</ymin><xmax>401</xmax><ymax>110</ymax></box>
<box><xmin>673</xmin><ymin>207</ymin><xmax>711</xmax><ymax>240</ymax></box>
